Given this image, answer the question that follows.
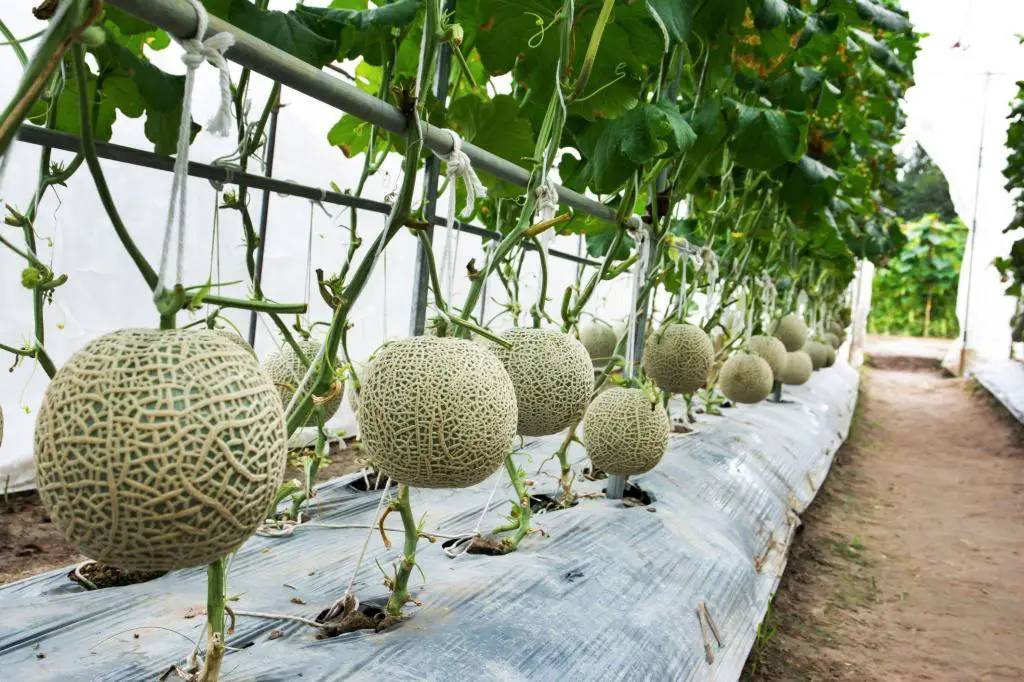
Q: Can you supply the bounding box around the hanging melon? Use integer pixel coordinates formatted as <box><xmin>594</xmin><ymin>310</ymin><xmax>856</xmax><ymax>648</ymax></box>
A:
<box><xmin>262</xmin><ymin>337</ymin><xmax>343</xmax><ymax>425</ymax></box>
<box><xmin>719</xmin><ymin>353</ymin><xmax>774</xmax><ymax>404</ymax></box>
<box><xmin>773</xmin><ymin>314</ymin><xmax>808</xmax><ymax>352</ymax></box>
<box><xmin>824</xmin><ymin>344</ymin><xmax>837</xmax><ymax>368</ymax></box>
<box><xmin>489</xmin><ymin>328</ymin><xmax>594</xmax><ymax>437</ymax></box>
<box><xmin>34</xmin><ymin>329</ymin><xmax>287</xmax><ymax>571</ymax></box>
<box><xmin>357</xmin><ymin>336</ymin><xmax>517</xmax><ymax>488</ymax></box>
<box><xmin>582</xmin><ymin>388</ymin><xmax>669</xmax><ymax>476</ymax></box>
<box><xmin>214</xmin><ymin>328</ymin><xmax>256</xmax><ymax>356</ymax></box>
<box><xmin>780</xmin><ymin>350</ymin><xmax>814</xmax><ymax>385</ymax></box>
<box><xmin>748</xmin><ymin>335</ymin><xmax>788</xmax><ymax>380</ymax></box>
<box><xmin>822</xmin><ymin>331</ymin><xmax>841</xmax><ymax>350</ymax></box>
<box><xmin>803</xmin><ymin>341</ymin><xmax>829</xmax><ymax>371</ymax></box>
<box><xmin>579</xmin><ymin>320</ymin><xmax>617</xmax><ymax>369</ymax></box>
<box><xmin>642</xmin><ymin>323</ymin><xmax>713</xmax><ymax>395</ymax></box>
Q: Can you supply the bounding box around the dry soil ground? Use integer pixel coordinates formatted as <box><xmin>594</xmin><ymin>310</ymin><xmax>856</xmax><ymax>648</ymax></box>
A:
<box><xmin>745</xmin><ymin>343</ymin><xmax>1024</xmax><ymax>681</ymax></box>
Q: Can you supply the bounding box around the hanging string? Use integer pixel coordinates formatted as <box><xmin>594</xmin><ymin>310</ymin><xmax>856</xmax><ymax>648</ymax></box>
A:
<box><xmin>743</xmin><ymin>278</ymin><xmax>755</xmax><ymax>347</ymax></box>
<box><xmin>532</xmin><ymin>176</ymin><xmax>560</xmax><ymax>249</ymax></box>
<box><xmin>205</xmin><ymin>186</ymin><xmax>222</xmax><ymax>319</ymax></box>
<box><xmin>303</xmin><ymin>200</ymin><xmax>315</xmax><ymax>327</ymax></box>
<box><xmin>758</xmin><ymin>272</ymin><xmax>777</xmax><ymax>329</ymax></box>
<box><xmin>442</xmin><ymin>473</ymin><xmax>504</xmax><ymax>558</ymax></box>
<box><xmin>435</xmin><ymin>129</ymin><xmax>486</xmax><ymax>303</ymax></box>
<box><xmin>701</xmin><ymin>247</ymin><xmax>719</xmax><ymax>325</ymax></box>
<box><xmin>154</xmin><ymin>0</ymin><xmax>235</xmax><ymax>300</ymax></box>
<box><xmin>625</xmin><ymin>217</ymin><xmax>648</xmax><ymax>380</ymax></box>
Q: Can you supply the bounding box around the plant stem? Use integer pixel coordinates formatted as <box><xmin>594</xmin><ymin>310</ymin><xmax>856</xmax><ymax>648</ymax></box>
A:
<box><xmin>384</xmin><ymin>484</ymin><xmax>419</xmax><ymax>617</ymax></box>
<box><xmin>500</xmin><ymin>454</ymin><xmax>533</xmax><ymax>551</ymax></box>
<box><xmin>198</xmin><ymin>556</ymin><xmax>228</xmax><ymax>682</ymax></box>
<box><xmin>568</xmin><ymin>0</ymin><xmax>616</xmax><ymax>103</ymax></box>
<box><xmin>530</xmin><ymin>237</ymin><xmax>550</xmax><ymax>328</ymax></box>
<box><xmin>555</xmin><ymin>422</ymin><xmax>578</xmax><ymax>505</ymax></box>
<box><xmin>0</xmin><ymin>19</ymin><xmax>30</xmax><ymax>66</ymax></box>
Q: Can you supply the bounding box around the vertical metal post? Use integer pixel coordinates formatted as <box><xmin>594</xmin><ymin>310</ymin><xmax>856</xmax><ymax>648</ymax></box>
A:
<box><xmin>247</xmin><ymin>93</ymin><xmax>281</xmax><ymax>346</ymax></box>
<box><xmin>409</xmin><ymin>0</ymin><xmax>456</xmax><ymax>336</ymax></box>
<box><xmin>607</xmin><ymin>224</ymin><xmax>655</xmax><ymax>501</ymax></box>
<box><xmin>958</xmin><ymin>72</ymin><xmax>991</xmax><ymax>376</ymax></box>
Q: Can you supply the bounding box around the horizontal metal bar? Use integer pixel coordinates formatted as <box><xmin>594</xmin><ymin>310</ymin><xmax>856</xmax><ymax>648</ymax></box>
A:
<box><xmin>105</xmin><ymin>0</ymin><xmax>619</xmax><ymax>226</ymax></box>
<box><xmin>16</xmin><ymin>124</ymin><xmax>600</xmax><ymax>268</ymax></box>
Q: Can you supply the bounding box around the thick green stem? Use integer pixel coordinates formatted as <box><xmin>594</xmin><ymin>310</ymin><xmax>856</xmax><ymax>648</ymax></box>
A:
<box><xmin>530</xmin><ymin>237</ymin><xmax>551</xmax><ymax>328</ymax></box>
<box><xmin>555</xmin><ymin>422</ymin><xmax>578</xmax><ymax>505</ymax></box>
<box><xmin>500</xmin><ymin>454</ymin><xmax>533</xmax><ymax>551</ymax></box>
<box><xmin>568</xmin><ymin>0</ymin><xmax>616</xmax><ymax>103</ymax></box>
<box><xmin>385</xmin><ymin>484</ymin><xmax>419</xmax><ymax>617</ymax></box>
<box><xmin>198</xmin><ymin>556</ymin><xmax>228</xmax><ymax>682</ymax></box>
<box><xmin>562</xmin><ymin>228</ymin><xmax>626</xmax><ymax>331</ymax></box>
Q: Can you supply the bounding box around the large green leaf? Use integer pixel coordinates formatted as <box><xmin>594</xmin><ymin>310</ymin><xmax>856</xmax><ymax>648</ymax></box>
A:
<box><xmin>204</xmin><ymin>0</ymin><xmax>339</xmax><ymax>67</ymax></box>
<box><xmin>728</xmin><ymin>103</ymin><xmax>808</xmax><ymax>170</ymax></box>
<box><xmin>294</xmin><ymin>0</ymin><xmax>421</xmax><ymax>62</ymax></box>
<box><xmin>852</xmin><ymin>0</ymin><xmax>911</xmax><ymax>32</ymax></box>
<box><xmin>445</xmin><ymin>95</ymin><xmax>536</xmax><ymax>198</ymax></box>
<box><xmin>647</xmin><ymin>0</ymin><xmax>693</xmax><ymax>43</ymax></box>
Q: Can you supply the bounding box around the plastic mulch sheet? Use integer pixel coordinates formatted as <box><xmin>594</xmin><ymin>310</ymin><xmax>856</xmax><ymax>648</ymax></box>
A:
<box><xmin>973</xmin><ymin>359</ymin><xmax>1024</xmax><ymax>424</ymax></box>
<box><xmin>0</xmin><ymin>363</ymin><xmax>859</xmax><ymax>682</ymax></box>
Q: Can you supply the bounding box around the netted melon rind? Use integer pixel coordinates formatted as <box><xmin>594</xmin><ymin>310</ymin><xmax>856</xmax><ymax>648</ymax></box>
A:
<box><xmin>780</xmin><ymin>350</ymin><xmax>813</xmax><ymax>385</ymax></box>
<box><xmin>357</xmin><ymin>336</ymin><xmax>517</xmax><ymax>488</ymax></box>
<box><xmin>748</xmin><ymin>335</ymin><xmax>788</xmax><ymax>379</ymax></box>
<box><xmin>804</xmin><ymin>341</ymin><xmax>828</xmax><ymax>370</ymax></box>
<box><xmin>34</xmin><ymin>328</ymin><xmax>287</xmax><ymax>571</ymax></box>
<box><xmin>824</xmin><ymin>344</ymin><xmax>837</xmax><ymax>368</ymax></box>
<box><xmin>489</xmin><ymin>328</ymin><xmax>594</xmax><ymax>437</ymax></box>
<box><xmin>720</xmin><ymin>353</ymin><xmax>774</xmax><ymax>404</ymax></box>
<box><xmin>774</xmin><ymin>314</ymin><xmax>808</xmax><ymax>352</ymax></box>
<box><xmin>642</xmin><ymin>323</ymin><xmax>714</xmax><ymax>395</ymax></box>
<box><xmin>262</xmin><ymin>338</ymin><xmax>343</xmax><ymax>426</ymax></box>
<box><xmin>582</xmin><ymin>387</ymin><xmax>669</xmax><ymax>476</ymax></box>
<box><xmin>214</xmin><ymin>328</ymin><xmax>256</xmax><ymax>356</ymax></box>
<box><xmin>579</xmin><ymin>321</ymin><xmax>617</xmax><ymax>369</ymax></box>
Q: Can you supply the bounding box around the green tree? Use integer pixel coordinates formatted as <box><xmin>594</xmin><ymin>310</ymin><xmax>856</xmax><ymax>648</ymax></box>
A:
<box><xmin>897</xmin><ymin>144</ymin><xmax>958</xmax><ymax>223</ymax></box>
<box><xmin>870</xmin><ymin>215</ymin><xmax>967</xmax><ymax>338</ymax></box>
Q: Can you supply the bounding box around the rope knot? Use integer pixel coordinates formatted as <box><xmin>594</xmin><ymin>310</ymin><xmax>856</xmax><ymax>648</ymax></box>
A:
<box><xmin>437</xmin><ymin>129</ymin><xmax>486</xmax><ymax>219</ymax></box>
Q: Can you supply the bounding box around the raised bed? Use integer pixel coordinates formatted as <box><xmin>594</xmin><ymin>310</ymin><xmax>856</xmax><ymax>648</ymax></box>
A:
<box><xmin>0</xmin><ymin>364</ymin><xmax>858</xmax><ymax>681</ymax></box>
<box><xmin>973</xmin><ymin>359</ymin><xmax>1024</xmax><ymax>424</ymax></box>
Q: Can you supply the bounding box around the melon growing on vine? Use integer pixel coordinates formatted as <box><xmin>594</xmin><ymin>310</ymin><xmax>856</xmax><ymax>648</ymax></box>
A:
<box><xmin>780</xmin><ymin>350</ymin><xmax>814</xmax><ymax>385</ymax></box>
<box><xmin>357</xmin><ymin>336</ymin><xmax>517</xmax><ymax>488</ymax></box>
<box><xmin>720</xmin><ymin>353</ymin><xmax>774</xmax><ymax>404</ymax></box>
<box><xmin>579</xmin><ymin>321</ymin><xmax>617</xmax><ymax>368</ymax></box>
<box><xmin>33</xmin><ymin>329</ymin><xmax>287</xmax><ymax>571</ymax></box>
<box><xmin>582</xmin><ymin>387</ymin><xmax>669</xmax><ymax>476</ymax></box>
<box><xmin>748</xmin><ymin>335</ymin><xmax>788</xmax><ymax>380</ymax></box>
<box><xmin>774</xmin><ymin>314</ymin><xmax>808</xmax><ymax>352</ymax></box>
<box><xmin>804</xmin><ymin>341</ymin><xmax>829</xmax><ymax>371</ymax></box>
<box><xmin>642</xmin><ymin>323</ymin><xmax>713</xmax><ymax>394</ymax></box>
<box><xmin>214</xmin><ymin>328</ymin><xmax>256</xmax><ymax>356</ymax></box>
<box><xmin>262</xmin><ymin>338</ymin><xmax>343</xmax><ymax>425</ymax></box>
<box><xmin>822</xmin><ymin>331</ymin><xmax>840</xmax><ymax>349</ymax></box>
<box><xmin>824</xmin><ymin>344</ymin><xmax>837</xmax><ymax>368</ymax></box>
<box><xmin>489</xmin><ymin>328</ymin><xmax>594</xmax><ymax>437</ymax></box>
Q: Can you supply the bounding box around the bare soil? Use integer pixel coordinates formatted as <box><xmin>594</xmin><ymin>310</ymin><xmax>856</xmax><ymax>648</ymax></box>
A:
<box><xmin>0</xmin><ymin>441</ymin><xmax>363</xmax><ymax>586</ymax></box>
<box><xmin>745</xmin><ymin>361</ymin><xmax>1024</xmax><ymax>680</ymax></box>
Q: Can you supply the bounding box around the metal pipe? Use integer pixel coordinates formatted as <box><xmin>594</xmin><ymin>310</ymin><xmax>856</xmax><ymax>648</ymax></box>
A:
<box><xmin>410</xmin><ymin>0</ymin><xmax>455</xmax><ymax>336</ymax></box>
<box><xmin>105</xmin><ymin>0</ymin><xmax>619</xmax><ymax>226</ymax></box>
<box><xmin>248</xmin><ymin>95</ymin><xmax>281</xmax><ymax>346</ymax></box>
<box><xmin>15</xmin><ymin>125</ymin><xmax>599</xmax><ymax>268</ymax></box>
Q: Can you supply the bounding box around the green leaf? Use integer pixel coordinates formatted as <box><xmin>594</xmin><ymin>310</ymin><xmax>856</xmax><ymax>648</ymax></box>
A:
<box><xmin>647</xmin><ymin>0</ymin><xmax>693</xmax><ymax>43</ymax></box>
<box><xmin>728</xmin><ymin>103</ymin><xmax>808</xmax><ymax>170</ymax></box>
<box><xmin>103</xmin><ymin>6</ymin><xmax>159</xmax><ymax>35</ymax></box>
<box><xmin>852</xmin><ymin>0</ymin><xmax>911</xmax><ymax>32</ymax></box>
<box><xmin>205</xmin><ymin>0</ymin><xmax>339</xmax><ymax>67</ymax></box>
<box><xmin>326</xmin><ymin>115</ymin><xmax>373</xmax><ymax>157</ymax></box>
<box><xmin>445</xmin><ymin>95</ymin><xmax>536</xmax><ymax>198</ymax></box>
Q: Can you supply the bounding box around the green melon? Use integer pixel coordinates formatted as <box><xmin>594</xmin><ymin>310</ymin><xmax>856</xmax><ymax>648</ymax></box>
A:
<box><xmin>822</xmin><ymin>331</ymin><xmax>841</xmax><ymax>350</ymax></box>
<box><xmin>720</xmin><ymin>353</ymin><xmax>774</xmax><ymax>404</ymax></box>
<box><xmin>34</xmin><ymin>329</ymin><xmax>287</xmax><ymax>571</ymax></box>
<box><xmin>824</xmin><ymin>344</ymin><xmax>837</xmax><ymax>368</ymax></box>
<box><xmin>582</xmin><ymin>388</ymin><xmax>669</xmax><ymax>476</ymax></box>
<box><xmin>804</xmin><ymin>341</ymin><xmax>829</xmax><ymax>370</ymax></box>
<box><xmin>357</xmin><ymin>336</ymin><xmax>517</xmax><ymax>488</ymax></box>
<box><xmin>213</xmin><ymin>328</ymin><xmax>256</xmax><ymax>356</ymax></box>
<box><xmin>579</xmin><ymin>321</ymin><xmax>618</xmax><ymax>369</ymax></box>
<box><xmin>748</xmin><ymin>335</ymin><xmax>788</xmax><ymax>380</ymax></box>
<box><xmin>780</xmin><ymin>350</ymin><xmax>814</xmax><ymax>385</ymax></box>
<box><xmin>774</xmin><ymin>314</ymin><xmax>808</xmax><ymax>352</ymax></box>
<box><xmin>262</xmin><ymin>338</ymin><xmax>343</xmax><ymax>425</ymax></box>
<box><xmin>642</xmin><ymin>323</ymin><xmax>714</xmax><ymax>395</ymax></box>
<box><xmin>489</xmin><ymin>328</ymin><xmax>594</xmax><ymax>437</ymax></box>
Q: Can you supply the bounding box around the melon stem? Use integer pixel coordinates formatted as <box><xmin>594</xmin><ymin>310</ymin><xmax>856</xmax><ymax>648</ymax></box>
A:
<box><xmin>384</xmin><ymin>484</ymin><xmax>419</xmax><ymax>617</ymax></box>
<box><xmin>501</xmin><ymin>454</ymin><xmax>533</xmax><ymax>551</ymax></box>
<box><xmin>554</xmin><ymin>423</ymin><xmax>578</xmax><ymax>506</ymax></box>
<box><xmin>199</xmin><ymin>556</ymin><xmax>228</xmax><ymax>682</ymax></box>
<box><xmin>770</xmin><ymin>380</ymin><xmax>782</xmax><ymax>403</ymax></box>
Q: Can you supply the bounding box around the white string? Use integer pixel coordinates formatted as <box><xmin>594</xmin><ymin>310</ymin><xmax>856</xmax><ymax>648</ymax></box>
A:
<box><xmin>154</xmin><ymin>0</ymin><xmax>235</xmax><ymax>299</ymax></box>
<box><xmin>442</xmin><ymin>473</ymin><xmax>504</xmax><ymax>558</ymax></box>
<box><xmin>204</xmin><ymin>187</ymin><xmax>222</xmax><ymax>319</ymax></box>
<box><xmin>532</xmin><ymin>176</ymin><xmax>560</xmax><ymax>248</ymax></box>
<box><xmin>257</xmin><ymin>313</ymin><xmax>284</xmax><ymax>351</ymax></box>
<box><xmin>303</xmin><ymin>200</ymin><xmax>315</xmax><ymax>326</ymax></box>
<box><xmin>435</xmin><ymin>129</ymin><xmax>486</xmax><ymax>303</ymax></box>
<box><xmin>701</xmin><ymin>247</ymin><xmax>719</xmax><ymax>325</ymax></box>
<box><xmin>743</xmin><ymin>279</ymin><xmax>754</xmax><ymax>347</ymax></box>
<box><xmin>758</xmin><ymin>272</ymin><xmax>777</xmax><ymax>328</ymax></box>
<box><xmin>282</xmin><ymin>341</ymin><xmax>329</xmax><ymax>418</ymax></box>
<box><xmin>625</xmin><ymin>226</ymin><xmax>650</xmax><ymax>380</ymax></box>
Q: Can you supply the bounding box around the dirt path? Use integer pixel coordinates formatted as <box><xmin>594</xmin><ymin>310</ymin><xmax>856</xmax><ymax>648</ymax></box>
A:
<box><xmin>745</xmin><ymin>358</ymin><xmax>1024</xmax><ymax>681</ymax></box>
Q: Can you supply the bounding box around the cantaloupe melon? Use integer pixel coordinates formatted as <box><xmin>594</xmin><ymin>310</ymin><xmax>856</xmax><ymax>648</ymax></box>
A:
<box><xmin>774</xmin><ymin>314</ymin><xmax>808</xmax><ymax>352</ymax></box>
<box><xmin>581</xmin><ymin>388</ymin><xmax>669</xmax><ymax>476</ymax></box>
<box><xmin>262</xmin><ymin>338</ymin><xmax>343</xmax><ymax>425</ymax></box>
<box><xmin>748</xmin><ymin>335</ymin><xmax>788</xmax><ymax>380</ymax></box>
<box><xmin>803</xmin><ymin>341</ymin><xmax>829</xmax><ymax>371</ymax></box>
<box><xmin>357</xmin><ymin>336</ymin><xmax>517</xmax><ymax>488</ymax></box>
<box><xmin>579</xmin><ymin>321</ymin><xmax>617</xmax><ymax>369</ymax></box>
<box><xmin>720</xmin><ymin>353</ymin><xmax>774</xmax><ymax>404</ymax></box>
<box><xmin>34</xmin><ymin>329</ymin><xmax>287</xmax><ymax>571</ymax></box>
<box><xmin>780</xmin><ymin>350</ymin><xmax>813</xmax><ymax>385</ymax></box>
<box><xmin>642</xmin><ymin>323</ymin><xmax>713</xmax><ymax>395</ymax></box>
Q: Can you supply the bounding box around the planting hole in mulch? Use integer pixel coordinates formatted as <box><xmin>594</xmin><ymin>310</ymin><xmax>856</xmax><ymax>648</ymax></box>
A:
<box><xmin>315</xmin><ymin>597</ymin><xmax>404</xmax><ymax>637</ymax></box>
<box><xmin>582</xmin><ymin>466</ymin><xmax>608</xmax><ymax>481</ymax></box>
<box><xmin>346</xmin><ymin>470</ymin><xmax>394</xmax><ymax>493</ymax></box>
<box><xmin>68</xmin><ymin>561</ymin><xmax>165</xmax><ymax>590</ymax></box>
<box><xmin>602</xmin><ymin>481</ymin><xmax>655</xmax><ymax>508</ymax></box>
<box><xmin>529</xmin><ymin>493</ymin><xmax>578</xmax><ymax>514</ymax></box>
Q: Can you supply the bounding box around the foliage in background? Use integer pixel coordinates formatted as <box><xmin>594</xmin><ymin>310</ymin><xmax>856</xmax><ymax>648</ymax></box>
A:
<box><xmin>997</xmin><ymin>67</ymin><xmax>1024</xmax><ymax>339</ymax></box>
<box><xmin>870</xmin><ymin>215</ymin><xmax>967</xmax><ymax>338</ymax></box>
<box><xmin>896</xmin><ymin>143</ymin><xmax>957</xmax><ymax>223</ymax></box>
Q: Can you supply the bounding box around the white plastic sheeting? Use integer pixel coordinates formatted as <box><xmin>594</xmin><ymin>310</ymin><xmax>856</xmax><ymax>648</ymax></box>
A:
<box><xmin>0</xmin><ymin>363</ymin><xmax>859</xmax><ymax>681</ymax></box>
<box><xmin>900</xmin><ymin>0</ymin><xmax>1024</xmax><ymax>374</ymax></box>
<box><xmin>972</xmin><ymin>359</ymin><xmax>1024</xmax><ymax>424</ymax></box>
